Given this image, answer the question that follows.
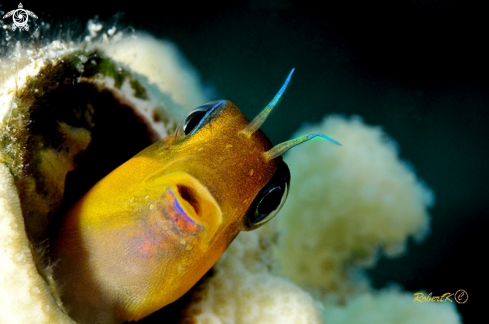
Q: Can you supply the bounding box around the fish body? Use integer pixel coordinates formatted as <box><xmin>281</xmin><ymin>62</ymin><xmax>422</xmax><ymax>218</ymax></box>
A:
<box><xmin>52</xmin><ymin>100</ymin><xmax>289</xmax><ymax>322</ymax></box>
<box><xmin>51</xmin><ymin>70</ymin><xmax>339</xmax><ymax>323</ymax></box>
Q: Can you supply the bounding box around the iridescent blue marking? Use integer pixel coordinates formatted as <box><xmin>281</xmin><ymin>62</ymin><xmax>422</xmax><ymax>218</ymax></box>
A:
<box><xmin>240</xmin><ymin>69</ymin><xmax>295</xmax><ymax>137</ymax></box>
<box><xmin>308</xmin><ymin>132</ymin><xmax>342</xmax><ymax>146</ymax></box>
<box><xmin>189</xmin><ymin>100</ymin><xmax>223</xmax><ymax>136</ymax></box>
<box><xmin>168</xmin><ymin>190</ymin><xmax>197</xmax><ymax>225</ymax></box>
<box><xmin>268</xmin><ymin>68</ymin><xmax>295</xmax><ymax>109</ymax></box>
<box><xmin>263</xmin><ymin>131</ymin><xmax>341</xmax><ymax>160</ymax></box>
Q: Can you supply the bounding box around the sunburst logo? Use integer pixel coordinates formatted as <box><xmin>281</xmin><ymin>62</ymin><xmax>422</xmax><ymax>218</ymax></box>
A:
<box><xmin>2</xmin><ymin>3</ymin><xmax>38</xmax><ymax>31</ymax></box>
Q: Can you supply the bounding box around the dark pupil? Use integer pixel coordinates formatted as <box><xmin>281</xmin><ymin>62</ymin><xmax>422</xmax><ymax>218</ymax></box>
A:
<box><xmin>184</xmin><ymin>110</ymin><xmax>207</xmax><ymax>135</ymax></box>
<box><xmin>256</xmin><ymin>186</ymin><xmax>283</xmax><ymax>218</ymax></box>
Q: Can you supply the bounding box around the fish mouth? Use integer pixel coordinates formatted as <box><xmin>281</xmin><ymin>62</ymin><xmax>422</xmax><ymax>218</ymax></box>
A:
<box><xmin>163</xmin><ymin>172</ymin><xmax>223</xmax><ymax>248</ymax></box>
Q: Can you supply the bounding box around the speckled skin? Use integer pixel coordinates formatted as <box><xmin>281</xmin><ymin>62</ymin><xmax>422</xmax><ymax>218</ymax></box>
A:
<box><xmin>51</xmin><ymin>101</ymin><xmax>285</xmax><ymax>323</ymax></box>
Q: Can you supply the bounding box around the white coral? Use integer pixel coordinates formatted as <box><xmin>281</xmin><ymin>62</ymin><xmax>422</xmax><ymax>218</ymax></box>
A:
<box><xmin>182</xmin><ymin>224</ymin><xmax>324</xmax><ymax>324</ymax></box>
<box><xmin>104</xmin><ymin>33</ymin><xmax>207</xmax><ymax>112</ymax></box>
<box><xmin>0</xmin><ymin>163</ymin><xmax>74</xmax><ymax>323</ymax></box>
<box><xmin>274</xmin><ymin>115</ymin><xmax>433</xmax><ymax>294</ymax></box>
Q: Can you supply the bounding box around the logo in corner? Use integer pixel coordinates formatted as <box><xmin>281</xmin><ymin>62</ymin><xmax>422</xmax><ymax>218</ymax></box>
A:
<box><xmin>2</xmin><ymin>3</ymin><xmax>37</xmax><ymax>31</ymax></box>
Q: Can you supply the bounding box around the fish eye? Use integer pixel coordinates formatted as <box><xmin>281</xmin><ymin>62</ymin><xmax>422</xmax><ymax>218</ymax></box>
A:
<box><xmin>182</xmin><ymin>101</ymin><xmax>222</xmax><ymax>136</ymax></box>
<box><xmin>183</xmin><ymin>107</ymin><xmax>208</xmax><ymax>135</ymax></box>
<box><xmin>244</xmin><ymin>164</ymin><xmax>290</xmax><ymax>230</ymax></box>
<box><xmin>252</xmin><ymin>184</ymin><xmax>288</xmax><ymax>225</ymax></box>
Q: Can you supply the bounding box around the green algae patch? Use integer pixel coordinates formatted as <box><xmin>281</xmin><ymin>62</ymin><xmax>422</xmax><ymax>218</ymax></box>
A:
<box><xmin>97</xmin><ymin>56</ymin><xmax>149</xmax><ymax>99</ymax></box>
<box><xmin>129</xmin><ymin>76</ymin><xmax>149</xmax><ymax>100</ymax></box>
<box><xmin>97</xmin><ymin>56</ymin><xmax>128</xmax><ymax>88</ymax></box>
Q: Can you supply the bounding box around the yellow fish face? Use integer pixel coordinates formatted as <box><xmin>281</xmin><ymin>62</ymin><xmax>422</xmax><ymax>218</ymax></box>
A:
<box><xmin>51</xmin><ymin>70</ymin><xmax>339</xmax><ymax>323</ymax></box>
<box><xmin>52</xmin><ymin>100</ymin><xmax>291</xmax><ymax>322</ymax></box>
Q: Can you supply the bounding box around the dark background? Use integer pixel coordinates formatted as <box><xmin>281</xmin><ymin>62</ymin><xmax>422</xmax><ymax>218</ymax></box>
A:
<box><xmin>2</xmin><ymin>0</ymin><xmax>486</xmax><ymax>322</ymax></box>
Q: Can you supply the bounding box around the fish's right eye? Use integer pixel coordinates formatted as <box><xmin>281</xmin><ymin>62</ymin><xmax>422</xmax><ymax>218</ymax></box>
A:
<box><xmin>243</xmin><ymin>163</ymin><xmax>291</xmax><ymax>230</ymax></box>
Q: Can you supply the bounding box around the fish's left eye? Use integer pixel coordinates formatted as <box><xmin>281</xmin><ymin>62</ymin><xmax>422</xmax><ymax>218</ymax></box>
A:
<box><xmin>182</xmin><ymin>101</ymin><xmax>221</xmax><ymax>136</ymax></box>
<box><xmin>253</xmin><ymin>184</ymin><xmax>288</xmax><ymax>225</ymax></box>
<box><xmin>244</xmin><ymin>164</ymin><xmax>290</xmax><ymax>230</ymax></box>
